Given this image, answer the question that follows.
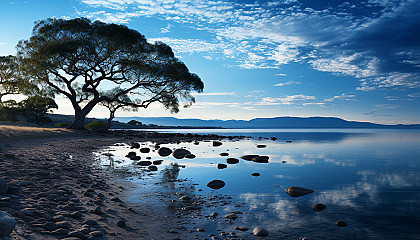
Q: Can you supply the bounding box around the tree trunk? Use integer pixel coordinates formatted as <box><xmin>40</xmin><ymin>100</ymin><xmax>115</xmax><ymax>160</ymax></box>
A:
<box><xmin>106</xmin><ymin>110</ymin><xmax>115</xmax><ymax>130</ymax></box>
<box><xmin>69</xmin><ymin>110</ymin><xmax>88</xmax><ymax>130</ymax></box>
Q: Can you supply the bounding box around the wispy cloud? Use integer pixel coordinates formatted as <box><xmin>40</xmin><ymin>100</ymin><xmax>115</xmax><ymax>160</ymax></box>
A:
<box><xmin>273</xmin><ymin>81</ymin><xmax>301</xmax><ymax>87</ymax></box>
<box><xmin>248</xmin><ymin>95</ymin><xmax>316</xmax><ymax>106</ymax></box>
<box><xmin>324</xmin><ymin>93</ymin><xmax>356</xmax><ymax>102</ymax></box>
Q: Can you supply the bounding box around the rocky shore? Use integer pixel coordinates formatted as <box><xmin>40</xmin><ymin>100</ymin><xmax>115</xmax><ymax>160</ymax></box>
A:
<box><xmin>0</xmin><ymin>126</ymin><xmax>234</xmax><ymax>240</ymax></box>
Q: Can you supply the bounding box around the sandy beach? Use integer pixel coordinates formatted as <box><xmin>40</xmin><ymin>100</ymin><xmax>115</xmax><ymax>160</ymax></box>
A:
<box><xmin>0</xmin><ymin>125</ymin><xmax>227</xmax><ymax>240</ymax></box>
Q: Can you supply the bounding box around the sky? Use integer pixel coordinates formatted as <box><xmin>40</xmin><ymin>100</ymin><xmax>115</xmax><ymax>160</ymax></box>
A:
<box><xmin>1</xmin><ymin>0</ymin><xmax>420</xmax><ymax>124</ymax></box>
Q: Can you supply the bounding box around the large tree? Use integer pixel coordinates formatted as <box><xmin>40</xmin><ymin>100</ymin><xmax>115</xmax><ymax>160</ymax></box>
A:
<box><xmin>0</xmin><ymin>56</ymin><xmax>23</xmax><ymax>107</ymax></box>
<box><xmin>17</xmin><ymin>18</ymin><xmax>203</xmax><ymax>129</ymax></box>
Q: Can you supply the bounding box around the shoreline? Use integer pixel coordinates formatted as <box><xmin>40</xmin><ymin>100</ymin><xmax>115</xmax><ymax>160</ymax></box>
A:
<box><xmin>0</xmin><ymin>126</ymin><xmax>229</xmax><ymax>240</ymax></box>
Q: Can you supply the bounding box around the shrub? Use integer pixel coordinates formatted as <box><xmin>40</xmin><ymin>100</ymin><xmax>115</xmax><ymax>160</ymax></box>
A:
<box><xmin>54</xmin><ymin>122</ymin><xmax>70</xmax><ymax>128</ymax></box>
<box><xmin>85</xmin><ymin>120</ymin><xmax>108</xmax><ymax>131</ymax></box>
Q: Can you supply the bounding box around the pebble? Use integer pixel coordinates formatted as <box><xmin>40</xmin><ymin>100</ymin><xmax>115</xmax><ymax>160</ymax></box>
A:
<box><xmin>336</xmin><ymin>220</ymin><xmax>347</xmax><ymax>227</ymax></box>
<box><xmin>253</xmin><ymin>227</ymin><xmax>269</xmax><ymax>237</ymax></box>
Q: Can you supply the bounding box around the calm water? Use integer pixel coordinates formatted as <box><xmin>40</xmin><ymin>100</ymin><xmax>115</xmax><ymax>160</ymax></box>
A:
<box><xmin>96</xmin><ymin>129</ymin><xmax>420</xmax><ymax>239</ymax></box>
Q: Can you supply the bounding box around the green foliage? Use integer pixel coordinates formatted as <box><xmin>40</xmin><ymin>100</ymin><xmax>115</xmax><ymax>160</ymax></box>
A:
<box><xmin>85</xmin><ymin>120</ymin><xmax>108</xmax><ymax>131</ymax></box>
<box><xmin>54</xmin><ymin>122</ymin><xmax>70</xmax><ymax>128</ymax></box>
<box><xmin>19</xmin><ymin>96</ymin><xmax>58</xmax><ymax>125</ymax></box>
<box><xmin>17</xmin><ymin>18</ymin><xmax>203</xmax><ymax>129</ymax></box>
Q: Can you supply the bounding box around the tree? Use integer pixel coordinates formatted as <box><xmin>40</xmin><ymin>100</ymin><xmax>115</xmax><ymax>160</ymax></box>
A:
<box><xmin>19</xmin><ymin>96</ymin><xmax>58</xmax><ymax>125</ymax></box>
<box><xmin>99</xmin><ymin>87</ymin><xmax>139</xmax><ymax>129</ymax></box>
<box><xmin>0</xmin><ymin>56</ymin><xmax>22</xmax><ymax>107</ymax></box>
<box><xmin>17</xmin><ymin>18</ymin><xmax>203</xmax><ymax>130</ymax></box>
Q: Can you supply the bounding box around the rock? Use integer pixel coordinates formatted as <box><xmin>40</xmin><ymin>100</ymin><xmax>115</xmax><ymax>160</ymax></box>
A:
<box><xmin>83</xmin><ymin>219</ymin><xmax>98</xmax><ymax>225</ymax></box>
<box><xmin>212</xmin><ymin>141</ymin><xmax>222</xmax><ymax>147</ymax></box>
<box><xmin>253</xmin><ymin>227</ymin><xmax>268</xmax><ymax>237</ymax></box>
<box><xmin>234</xmin><ymin>226</ymin><xmax>249</xmax><ymax>231</ymax></box>
<box><xmin>68</xmin><ymin>230</ymin><xmax>88</xmax><ymax>239</ymax></box>
<box><xmin>44</xmin><ymin>222</ymin><xmax>57</xmax><ymax>231</ymax></box>
<box><xmin>153</xmin><ymin>160</ymin><xmax>163</xmax><ymax>165</ymax></box>
<box><xmin>70</xmin><ymin>211</ymin><xmax>82</xmax><ymax>219</ymax></box>
<box><xmin>130</xmin><ymin>156</ymin><xmax>141</xmax><ymax>160</ymax></box>
<box><xmin>252</xmin><ymin>156</ymin><xmax>269</xmax><ymax>163</ymax></box>
<box><xmin>56</xmin><ymin>221</ymin><xmax>71</xmax><ymax>229</ymax></box>
<box><xmin>172</xmin><ymin>149</ymin><xmax>191</xmax><ymax>159</ymax></box>
<box><xmin>185</xmin><ymin>154</ymin><xmax>196</xmax><ymax>159</ymax></box>
<box><xmin>251</xmin><ymin>173</ymin><xmax>260</xmax><ymax>176</ymax></box>
<box><xmin>224</xmin><ymin>213</ymin><xmax>238</xmax><ymax>220</ymax></box>
<box><xmin>217</xmin><ymin>164</ymin><xmax>227</xmax><ymax>169</ymax></box>
<box><xmin>125</xmin><ymin>151</ymin><xmax>137</xmax><ymax>158</ymax></box>
<box><xmin>50</xmin><ymin>228</ymin><xmax>70</xmax><ymax>236</ymax></box>
<box><xmin>136</xmin><ymin>161</ymin><xmax>152</xmax><ymax>166</ymax></box>
<box><xmin>89</xmin><ymin>231</ymin><xmax>104</xmax><ymax>237</ymax></box>
<box><xmin>336</xmin><ymin>220</ymin><xmax>347</xmax><ymax>227</ymax></box>
<box><xmin>285</xmin><ymin>186</ymin><xmax>315</xmax><ymax>197</ymax></box>
<box><xmin>158</xmin><ymin>147</ymin><xmax>172</xmax><ymax>157</ymax></box>
<box><xmin>148</xmin><ymin>165</ymin><xmax>158</xmax><ymax>171</ymax></box>
<box><xmin>197</xmin><ymin>228</ymin><xmax>205</xmax><ymax>232</ymax></box>
<box><xmin>256</xmin><ymin>144</ymin><xmax>266</xmax><ymax>148</ymax></box>
<box><xmin>241</xmin><ymin>155</ymin><xmax>260</xmax><ymax>161</ymax></box>
<box><xmin>312</xmin><ymin>203</ymin><xmax>327</xmax><ymax>210</ymax></box>
<box><xmin>117</xmin><ymin>219</ymin><xmax>126</xmax><ymax>228</ymax></box>
<box><xmin>206</xmin><ymin>180</ymin><xmax>225</xmax><ymax>190</ymax></box>
<box><xmin>140</xmin><ymin>147</ymin><xmax>150</xmax><ymax>153</ymax></box>
<box><xmin>92</xmin><ymin>206</ymin><xmax>103</xmax><ymax>215</ymax></box>
<box><xmin>226</xmin><ymin>158</ymin><xmax>239</xmax><ymax>164</ymax></box>
<box><xmin>210</xmin><ymin>212</ymin><xmax>218</xmax><ymax>218</ymax></box>
<box><xmin>220</xmin><ymin>153</ymin><xmax>229</xmax><ymax>156</ymax></box>
<box><xmin>130</xmin><ymin>142</ymin><xmax>140</xmax><ymax>148</ymax></box>
<box><xmin>0</xmin><ymin>178</ymin><xmax>7</xmax><ymax>196</ymax></box>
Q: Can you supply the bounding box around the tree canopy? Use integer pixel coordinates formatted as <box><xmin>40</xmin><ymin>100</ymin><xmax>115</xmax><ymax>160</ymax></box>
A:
<box><xmin>0</xmin><ymin>56</ymin><xmax>24</xmax><ymax>106</ymax></box>
<box><xmin>17</xmin><ymin>18</ymin><xmax>203</xmax><ymax>129</ymax></box>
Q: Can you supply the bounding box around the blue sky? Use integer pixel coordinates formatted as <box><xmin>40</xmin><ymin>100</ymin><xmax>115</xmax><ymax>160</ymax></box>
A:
<box><xmin>1</xmin><ymin>0</ymin><xmax>419</xmax><ymax>124</ymax></box>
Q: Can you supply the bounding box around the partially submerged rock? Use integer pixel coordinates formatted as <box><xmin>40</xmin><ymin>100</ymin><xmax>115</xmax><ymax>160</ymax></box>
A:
<box><xmin>206</xmin><ymin>180</ymin><xmax>225</xmax><ymax>189</ymax></box>
<box><xmin>217</xmin><ymin>163</ymin><xmax>227</xmax><ymax>169</ymax></box>
<box><xmin>136</xmin><ymin>161</ymin><xmax>152</xmax><ymax>166</ymax></box>
<box><xmin>256</xmin><ymin>144</ymin><xmax>266</xmax><ymax>148</ymax></box>
<box><xmin>251</xmin><ymin>172</ymin><xmax>260</xmax><ymax>176</ymax></box>
<box><xmin>241</xmin><ymin>155</ymin><xmax>260</xmax><ymax>161</ymax></box>
<box><xmin>336</xmin><ymin>220</ymin><xmax>347</xmax><ymax>227</ymax></box>
<box><xmin>0</xmin><ymin>211</ymin><xmax>16</xmax><ymax>238</ymax></box>
<box><xmin>172</xmin><ymin>149</ymin><xmax>191</xmax><ymax>159</ymax></box>
<box><xmin>253</xmin><ymin>227</ymin><xmax>268</xmax><ymax>237</ymax></box>
<box><xmin>313</xmin><ymin>203</ymin><xmax>327</xmax><ymax>210</ymax></box>
<box><xmin>226</xmin><ymin>158</ymin><xmax>239</xmax><ymax>164</ymax></box>
<box><xmin>158</xmin><ymin>147</ymin><xmax>172</xmax><ymax>157</ymax></box>
<box><xmin>252</xmin><ymin>156</ymin><xmax>269</xmax><ymax>163</ymax></box>
<box><xmin>0</xmin><ymin>178</ymin><xmax>7</xmax><ymax>196</ymax></box>
<box><xmin>153</xmin><ymin>160</ymin><xmax>163</xmax><ymax>165</ymax></box>
<box><xmin>285</xmin><ymin>186</ymin><xmax>315</xmax><ymax>197</ymax></box>
<box><xmin>140</xmin><ymin>147</ymin><xmax>150</xmax><ymax>153</ymax></box>
<box><xmin>220</xmin><ymin>153</ymin><xmax>229</xmax><ymax>156</ymax></box>
<box><xmin>212</xmin><ymin>141</ymin><xmax>222</xmax><ymax>147</ymax></box>
<box><xmin>224</xmin><ymin>213</ymin><xmax>238</xmax><ymax>220</ymax></box>
<box><xmin>185</xmin><ymin>154</ymin><xmax>196</xmax><ymax>159</ymax></box>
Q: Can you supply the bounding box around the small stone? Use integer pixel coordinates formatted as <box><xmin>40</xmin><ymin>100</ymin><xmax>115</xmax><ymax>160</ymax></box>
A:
<box><xmin>226</xmin><ymin>158</ymin><xmax>239</xmax><ymax>164</ymax></box>
<box><xmin>220</xmin><ymin>153</ymin><xmax>229</xmax><ymax>156</ymax></box>
<box><xmin>172</xmin><ymin>149</ymin><xmax>191</xmax><ymax>159</ymax></box>
<box><xmin>56</xmin><ymin>221</ymin><xmax>71</xmax><ymax>229</ymax></box>
<box><xmin>136</xmin><ymin>161</ymin><xmax>152</xmax><ymax>166</ymax></box>
<box><xmin>70</xmin><ymin>211</ymin><xmax>82</xmax><ymax>219</ymax></box>
<box><xmin>44</xmin><ymin>222</ymin><xmax>57</xmax><ymax>231</ymax></box>
<box><xmin>252</xmin><ymin>156</ymin><xmax>269</xmax><ymax>163</ymax></box>
<box><xmin>68</xmin><ymin>230</ymin><xmax>87</xmax><ymax>239</ymax></box>
<box><xmin>234</xmin><ymin>227</ymin><xmax>249</xmax><ymax>231</ymax></box>
<box><xmin>90</xmin><ymin>231</ymin><xmax>104</xmax><ymax>237</ymax></box>
<box><xmin>312</xmin><ymin>203</ymin><xmax>327</xmax><ymax>210</ymax></box>
<box><xmin>253</xmin><ymin>227</ymin><xmax>268</xmax><ymax>237</ymax></box>
<box><xmin>153</xmin><ymin>160</ymin><xmax>163</xmax><ymax>165</ymax></box>
<box><xmin>336</xmin><ymin>220</ymin><xmax>347</xmax><ymax>227</ymax></box>
<box><xmin>185</xmin><ymin>154</ymin><xmax>196</xmax><ymax>159</ymax></box>
<box><xmin>256</xmin><ymin>144</ymin><xmax>266</xmax><ymax>148</ymax></box>
<box><xmin>251</xmin><ymin>173</ymin><xmax>260</xmax><ymax>176</ymax></box>
<box><xmin>285</xmin><ymin>186</ymin><xmax>315</xmax><ymax>197</ymax></box>
<box><xmin>210</xmin><ymin>212</ymin><xmax>218</xmax><ymax>218</ymax></box>
<box><xmin>197</xmin><ymin>228</ymin><xmax>205</xmax><ymax>232</ymax></box>
<box><xmin>130</xmin><ymin>156</ymin><xmax>141</xmax><ymax>160</ymax></box>
<box><xmin>140</xmin><ymin>147</ymin><xmax>150</xmax><ymax>153</ymax></box>
<box><xmin>50</xmin><ymin>228</ymin><xmax>69</xmax><ymax>235</ymax></box>
<box><xmin>240</xmin><ymin>155</ymin><xmax>260</xmax><ymax>161</ymax></box>
<box><xmin>117</xmin><ymin>219</ymin><xmax>126</xmax><ymax>228</ymax></box>
<box><xmin>148</xmin><ymin>165</ymin><xmax>158</xmax><ymax>171</ymax></box>
<box><xmin>217</xmin><ymin>164</ymin><xmax>227</xmax><ymax>169</ymax></box>
<box><xmin>83</xmin><ymin>219</ymin><xmax>98</xmax><ymax>225</ymax></box>
<box><xmin>224</xmin><ymin>213</ymin><xmax>238</xmax><ymax>220</ymax></box>
<box><xmin>212</xmin><ymin>141</ymin><xmax>222</xmax><ymax>147</ymax></box>
<box><xmin>125</xmin><ymin>151</ymin><xmax>137</xmax><ymax>158</ymax></box>
<box><xmin>206</xmin><ymin>180</ymin><xmax>225</xmax><ymax>190</ymax></box>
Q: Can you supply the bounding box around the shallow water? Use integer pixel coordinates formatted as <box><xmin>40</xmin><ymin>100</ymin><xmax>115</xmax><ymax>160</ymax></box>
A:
<box><xmin>96</xmin><ymin>129</ymin><xmax>420</xmax><ymax>239</ymax></box>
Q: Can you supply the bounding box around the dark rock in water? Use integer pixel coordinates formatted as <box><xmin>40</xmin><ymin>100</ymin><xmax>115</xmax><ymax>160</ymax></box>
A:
<box><xmin>241</xmin><ymin>155</ymin><xmax>260</xmax><ymax>161</ymax></box>
<box><xmin>117</xmin><ymin>219</ymin><xmax>126</xmax><ymax>228</ymax></box>
<box><xmin>285</xmin><ymin>186</ymin><xmax>315</xmax><ymax>197</ymax></box>
<box><xmin>206</xmin><ymin>180</ymin><xmax>225</xmax><ymax>189</ymax></box>
<box><xmin>185</xmin><ymin>154</ymin><xmax>196</xmax><ymax>159</ymax></box>
<box><xmin>271</xmin><ymin>137</ymin><xmax>277</xmax><ymax>141</ymax></box>
<box><xmin>251</xmin><ymin>173</ymin><xmax>260</xmax><ymax>176</ymax></box>
<box><xmin>44</xmin><ymin>222</ymin><xmax>57</xmax><ymax>231</ymax></box>
<box><xmin>256</xmin><ymin>144</ymin><xmax>266</xmax><ymax>148</ymax></box>
<box><xmin>220</xmin><ymin>153</ymin><xmax>229</xmax><ymax>156</ymax></box>
<box><xmin>153</xmin><ymin>160</ymin><xmax>163</xmax><ymax>165</ymax></box>
<box><xmin>158</xmin><ymin>147</ymin><xmax>172</xmax><ymax>157</ymax></box>
<box><xmin>194</xmin><ymin>141</ymin><xmax>199</xmax><ymax>145</ymax></box>
<box><xmin>140</xmin><ymin>147</ymin><xmax>150</xmax><ymax>153</ymax></box>
<box><xmin>130</xmin><ymin>142</ymin><xmax>140</xmax><ymax>148</ymax></box>
<box><xmin>125</xmin><ymin>151</ymin><xmax>137</xmax><ymax>158</ymax></box>
<box><xmin>136</xmin><ymin>161</ymin><xmax>152</xmax><ymax>166</ymax></box>
<box><xmin>209</xmin><ymin>212</ymin><xmax>218</xmax><ymax>218</ymax></box>
<box><xmin>286</xmin><ymin>140</ymin><xmax>292</xmax><ymax>143</ymax></box>
<box><xmin>217</xmin><ymin>164</ymin><xmax>227</xmax><ymax>169</ymax></box>
<box><xmin>336</xmin><ymin>220</ymin><xmax>347</xmax><ymax>227</ymax></box>
<box><xmin>226</xmin><ymin>158</ymin><xmax>239</xmax><ymax>164</ymax></box>
<box><xmin>7</xmin><ymin>184</ymin><xmax>20</xmax><ymax>195</ymax></box>
<box><xmin>173</xmin><ymin>149</ymin><xmax>191</xmax><ymax>159</ymax></box>
<box><xmin>253</xmin><ymin>227</ymin><xmax>268</xmax><ymax>237</ymax></box>
<box><xmin>234</xmin><ymin>226</ymin><xmax>249</xmax><ymax>231</ymax></box>
<box><xmin>224</xmin><ymin>213</ymin><xmax>238</xmax><ymax>220</ymax></box>
<box><xmin>130</xmin><ymin>156</ymin><xmax>141</xmax><ymax>160</ymax></box>
<box><xmin>313</xmin><ymin>203</ymin><xmax>327</xmax><ymax>210</ymax></box>
<box><xmin>212</xmin><ymin>141</ymin><xmax>222</xmax><ymax>147</ymax></box>
<box><xmin>148</xmin><ymin>165</ymin><xmax>158</xmax><ymax>171</ymax></box>
<box><xmin>0</xmin><ymin>178</ymin><xmax>7</xmax><ymax>196</ymax></box>
<box><xmin>253</xmin><ymin>156</ymin><xmax>269</xmax><ymax>163</ymax></box>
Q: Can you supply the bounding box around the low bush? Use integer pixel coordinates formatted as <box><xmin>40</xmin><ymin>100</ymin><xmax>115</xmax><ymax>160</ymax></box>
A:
<box><xmin>54</xmin><ymin>122</ymin><xmax>70</xmax><ymax>128</ymax></box>
<box><xmin>85</xmin><ymin>120</ymin><xmax>108</xmax><ymax>131</ymax></box>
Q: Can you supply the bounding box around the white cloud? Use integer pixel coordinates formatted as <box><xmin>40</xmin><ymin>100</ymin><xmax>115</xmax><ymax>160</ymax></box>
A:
<box><xmin>249</xmin><ymin>95</ymin><xmax>315</xmax><ymax>106</ymax></box>
<box><xmin>273</xmin><ymin>81</ymin><xmax>301</xmax><ymax>87</ymax></box>
<box><xmin>324</xmin><ymin>93</ymin><xmax>356</xmax><ymax>102</ymax></box>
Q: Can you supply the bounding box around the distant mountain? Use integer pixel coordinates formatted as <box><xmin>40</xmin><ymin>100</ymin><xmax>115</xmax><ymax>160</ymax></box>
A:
<box><xmin>114</xmin><ymin>116</ymin><xmax>420</xmax><ymax>129</ymax></box>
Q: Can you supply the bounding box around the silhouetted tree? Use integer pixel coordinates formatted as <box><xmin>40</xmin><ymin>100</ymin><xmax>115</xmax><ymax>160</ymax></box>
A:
<box><xmin>0</xmin><ymin>56</ymin><xmax>22</xmax><ymax>107</ymax></box>
<box><xmin>17</xmin><ymin>18</ymin><xmax>203</xmax><ymax>130</ymax></box>
<box><xmin>19</xmin><ymin>96</ymin><xmax>58</xmax><ymax>125</ymax></box>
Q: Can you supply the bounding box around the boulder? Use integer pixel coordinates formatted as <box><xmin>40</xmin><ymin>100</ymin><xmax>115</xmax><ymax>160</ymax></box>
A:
<box><xmin>253</xmin><ymin>227</ymin><xmax>268</xmax><ymax>237</ymax></box>
<box><xmin>241</xmin><ymin>155</ymin><xmax>260</xmax><ymax>161</ymax></box>
<box><xmin>224</xmin><ymin>213</ymin><xmax>238</xmax><ymax>220</ymax></box>
<box><xmin>0</xmin><ymin>178</ymin><xmax>7</xmax><ymax>196</ymax></box>
<box><xmin>136</xmin><ymin>161</ymin><xmax>152</xmax><ymax>166</ymax></box>
<box><xmin>206</xmin><ymin>180</ymin><xmax>225</xmax><ymax>190</ymax></box>
<box><xmin>140</xmin><ymin>148</ymin><xmax>150</xmax><ymax>153</ymax></box>
<box><xmin>252</xmin><ymin>156</ymin><xmax>269</xmax><ymax>163</ymax></box>
<box><xmin>285</xmin><ymin>186</ymin><xmax>314</xmax><ymax>197</ymax></box>
<box><xmin>217</xmin><ymin>163</ymin><xmax>227</xmax><ymax>169</ymax></box>
<box><xmin>212</xmin><ymin>141</ymin><xmax>222</xmax><ymax>147</ymax></box>
<box><xmin>0</xmin><ymin>211</ymin><xmax>16</xmax><ymax>238</ymax></box>
<box><xmin>125</xmin><ymin>152</ymin><xmax>137</xmax><ymax>158</ymax></box>
<box><xmin>158</xmin><ymin>147</ymin><xmax>172</xmax><ymax>157</ymax></box>
<box><xmin>312</xmin><ymin>203</ymin><xmax>327</xmax><ymax>210</ymax></box>
<box><xmin>226</xmin><ymin>158</ymin><xmax>239</xmax><ymax>164</ymax></box>
<box><xmin>172</xmin><ymin>149</ymin><xmax>191</xmax><ymax>159</ymax></box>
